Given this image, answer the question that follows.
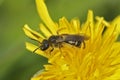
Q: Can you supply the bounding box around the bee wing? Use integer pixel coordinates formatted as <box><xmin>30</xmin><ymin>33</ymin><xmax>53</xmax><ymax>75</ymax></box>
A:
<box><xmin>77</xmin><ymin>33</ymin><xmax>90</xmax><ymax>40</ymax></box>
<box><xmin>56</xmin><ymin>37</ymin><xmax>65</xmax><ymax>43</ymax></box>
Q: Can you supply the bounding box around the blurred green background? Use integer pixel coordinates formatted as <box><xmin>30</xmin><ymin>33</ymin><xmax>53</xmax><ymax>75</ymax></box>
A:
<box><xmin>0</xmin><ymin>0</ymin><xmax>120</xmax><ymax>80</ymax></box>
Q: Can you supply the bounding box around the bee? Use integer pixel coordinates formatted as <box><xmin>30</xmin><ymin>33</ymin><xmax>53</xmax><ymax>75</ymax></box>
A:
<box><xmin>33</xmin><ymin>34</ymin><xmax>89</xmax><ymax>53</ymax></box>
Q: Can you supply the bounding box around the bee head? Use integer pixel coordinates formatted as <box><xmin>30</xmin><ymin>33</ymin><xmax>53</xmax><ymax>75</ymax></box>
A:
<box><xmin>40</xmin><ymin>39</ymin><xmax>49</xmax><ymax>51</ymax></box>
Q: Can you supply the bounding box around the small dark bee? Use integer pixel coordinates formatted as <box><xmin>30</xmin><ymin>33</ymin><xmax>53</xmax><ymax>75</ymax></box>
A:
<box><xmin>33</xmin><ymin>34</ymin><xmax>89</xmax><ymax>53</ymax></box>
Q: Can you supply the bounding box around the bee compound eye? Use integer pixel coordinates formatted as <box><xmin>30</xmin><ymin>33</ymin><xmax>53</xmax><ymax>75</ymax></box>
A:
<box><xmin>40</xmin><ymin>46</ymin><xmax>46</xmax><ymax>51</ymax></box>
<box><xmin>40</xmin><ymin>43</ymin><xmax>49</xmax><ymax>51</ymax></box>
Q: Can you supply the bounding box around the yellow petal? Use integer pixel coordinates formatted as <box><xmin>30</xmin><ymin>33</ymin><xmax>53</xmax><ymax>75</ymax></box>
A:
<box><xmin>58</xmin><ymin>17</ymin><xmax>69</xmax><ymax>34</ymax></box>
<box><xmin>87</xmin><ymin>10</ymin><xmax>94</xmax><ymax>42</ymax></box>
<box><xmin>36</xmin><ymin>0</ymin><xmax>57</xmax><ymax>34</ymax></box>
<box><xmin>23</xmin><ymin>24</ymin><xmax>44</xmax><ymax>42</ymax></box>
<box><xmin>81</xmin><ymin>10</ymin><xmax>94</xmax><ymax>42</ymax></box>
<box><xmin>70</xmin><ymin>18</ymin><xmax>81</xmax><ymax>34</ymax></box>
<box><xmin>111</xmin><ymin>16</ymin><xmax>120</xmax><ymax>34</ymax></box>
<box><xmin>39</xmin><ymin>23</ymin><xmax>52</xmax><ymax>38</ymax></box>
<box><xmin>59</xmin><ymin>17</ymin><xmax>75</xmax><ymax>34</ymax></box>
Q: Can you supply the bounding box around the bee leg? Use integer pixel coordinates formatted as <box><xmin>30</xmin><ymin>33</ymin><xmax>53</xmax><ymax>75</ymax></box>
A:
<box><xmin>82</xmin><ymin>41</ymin><xmax>86</xmax><ymax>49</ymax></box>
<box><xmin>50</xmin><ymin>47</ymin><xmax>54</xmax><ymax>53</ymax></box>
<box><xmin>58</xmin><ymin>43</ymin><xmax>63</xmax><ymax>53</ymax></box>
<box><xmin>59</xmin><ymin>43</ymin><xmax>63</xmax><ymax>47</ymax></box>
<box><xmin>75</xmin><ymin>41</ymin><xmax>81</xmax><ymax>48</ymax></box>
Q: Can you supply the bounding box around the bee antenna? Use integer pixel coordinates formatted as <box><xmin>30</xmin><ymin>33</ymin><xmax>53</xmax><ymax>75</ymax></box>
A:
<box><xmin>33</xmin><ymin>47</ymin><xmax>39</xmax><ymax>53</ymax></box>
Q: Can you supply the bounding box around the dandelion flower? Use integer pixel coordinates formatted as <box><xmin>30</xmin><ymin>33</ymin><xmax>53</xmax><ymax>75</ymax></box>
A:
<box><xmin>23</xmin><ymin>0</ymin><xmax>120</xmax><ymax>80</ymax></box>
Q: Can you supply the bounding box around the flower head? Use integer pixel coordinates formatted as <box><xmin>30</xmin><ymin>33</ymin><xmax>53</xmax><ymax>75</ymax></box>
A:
<box><xmin>23</xmin><ymin>0</ymin><xmax>120</xmax><ymax>80</ymax></box>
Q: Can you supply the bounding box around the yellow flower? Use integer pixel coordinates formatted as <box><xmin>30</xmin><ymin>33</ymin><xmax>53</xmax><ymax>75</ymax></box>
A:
<box><xmin>23</xmin><ymin>0</ymin><xmax>120</xmax><ymax>80</ymax></box>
